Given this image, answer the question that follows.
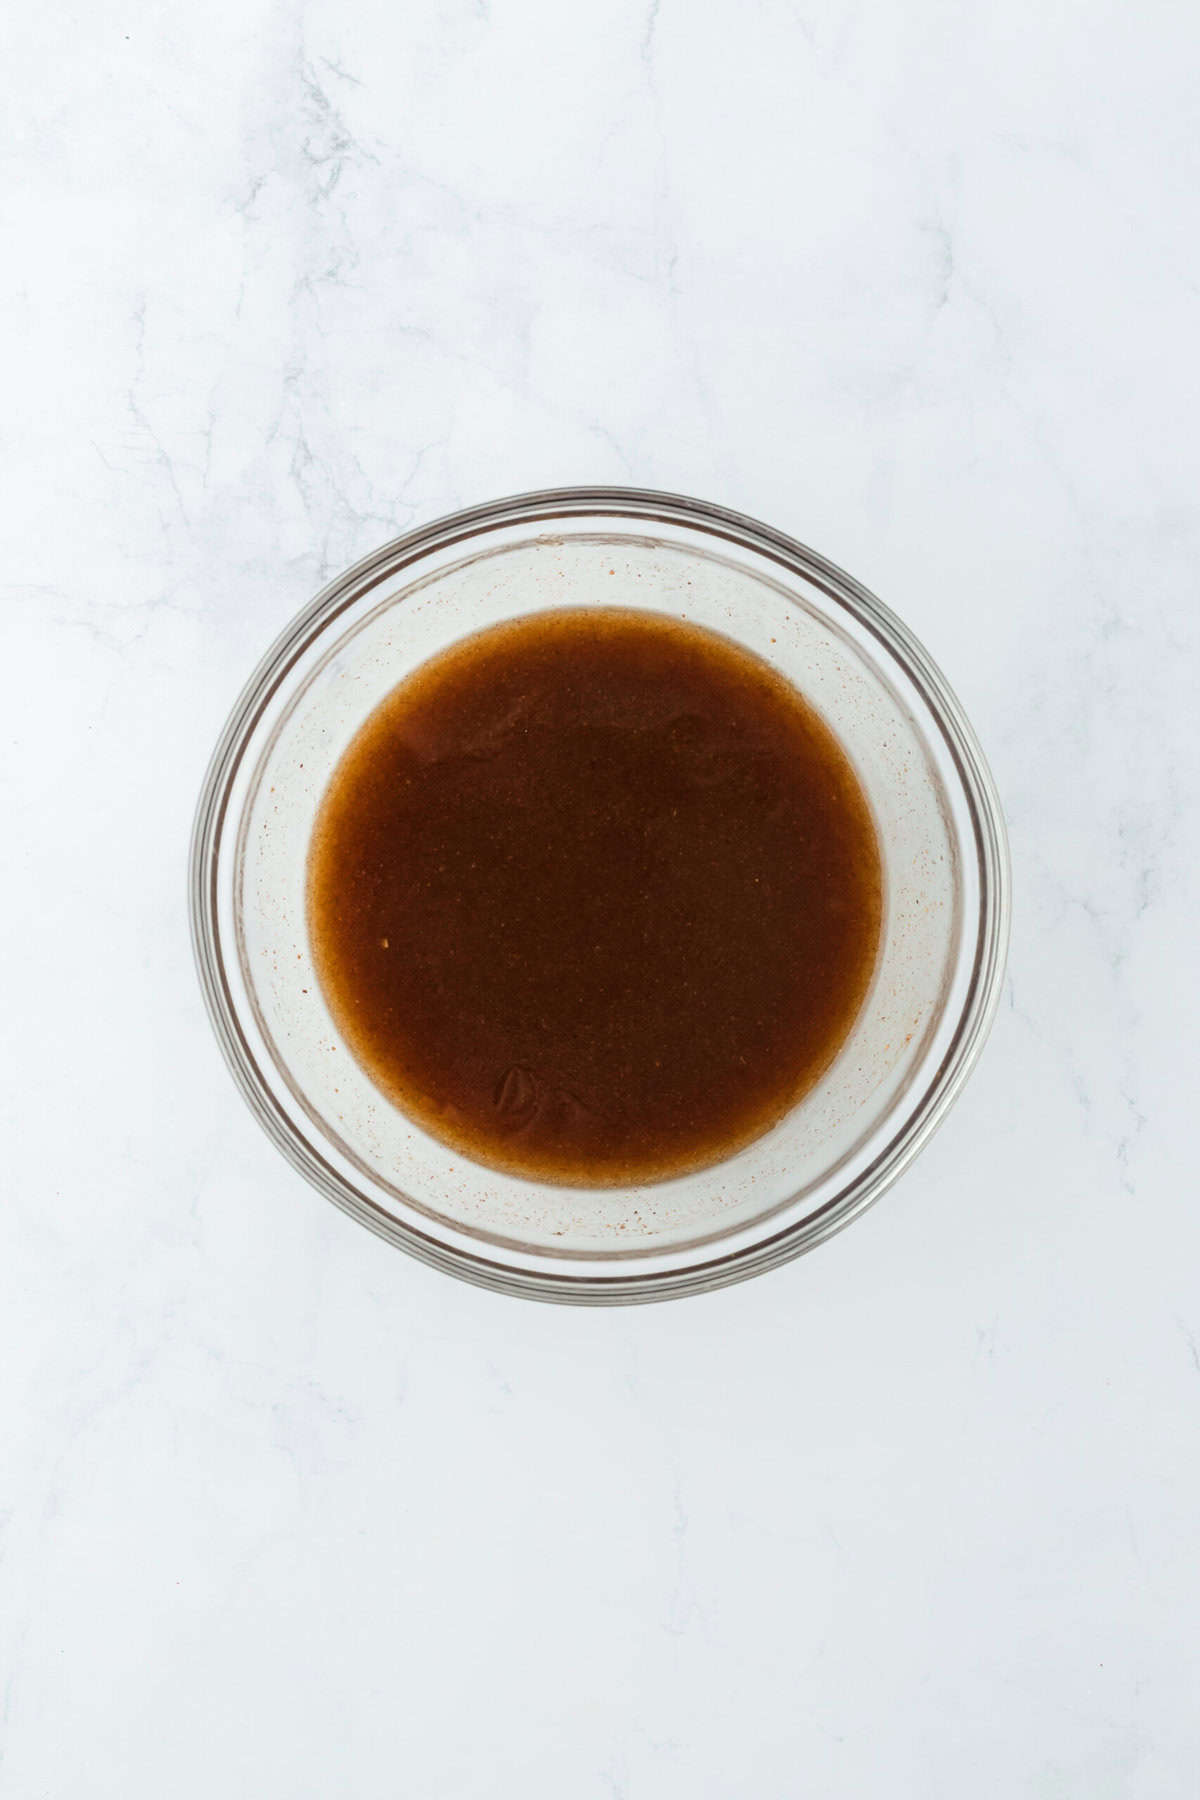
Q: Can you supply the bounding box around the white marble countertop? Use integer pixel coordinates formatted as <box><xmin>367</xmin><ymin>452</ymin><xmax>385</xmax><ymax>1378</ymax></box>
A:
<box><xmin>4</xmin><ymin>3</ymin><xmax>1199</xmax><ymax>1793</ymax></box>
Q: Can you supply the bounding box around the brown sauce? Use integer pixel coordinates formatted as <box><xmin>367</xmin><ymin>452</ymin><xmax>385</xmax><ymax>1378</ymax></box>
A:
<box><xmin>307</xmin><ymin>609</ymin><xmax>882</xmax><ymax>1185</ymax></box>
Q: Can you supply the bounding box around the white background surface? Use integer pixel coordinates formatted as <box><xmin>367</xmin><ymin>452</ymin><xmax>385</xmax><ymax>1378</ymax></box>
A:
<box><xmin>3</xmin><ymin>2</ymin><xmax>1199</xmax><ymax>1794</ymax></box>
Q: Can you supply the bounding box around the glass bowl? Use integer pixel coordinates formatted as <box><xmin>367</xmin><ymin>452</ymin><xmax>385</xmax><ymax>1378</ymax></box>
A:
<box><xmin>190</xmin><ymin>488</ymin><xmax>1009</xmax><ymax>1303</ymax></box>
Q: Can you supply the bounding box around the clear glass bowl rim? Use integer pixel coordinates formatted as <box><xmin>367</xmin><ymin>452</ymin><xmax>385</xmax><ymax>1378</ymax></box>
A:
<box><xmin>189</xmin><ymin>485</ymin><xmax>1011</xmax><ymax>1305</ymax></box>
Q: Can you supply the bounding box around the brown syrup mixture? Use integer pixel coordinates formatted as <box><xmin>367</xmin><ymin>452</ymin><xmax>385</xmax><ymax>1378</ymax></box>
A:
<box><xmin>308</xmin><ymin>609</ymin><xmax>882</xmax><ymax>1185</ymax></box>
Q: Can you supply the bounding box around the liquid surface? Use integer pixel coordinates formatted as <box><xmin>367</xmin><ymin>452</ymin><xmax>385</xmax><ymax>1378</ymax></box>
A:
<box><xmin>307</xmin><ymin>609</ymin><xmax>882</xmax><ymax>1185</ymax></box>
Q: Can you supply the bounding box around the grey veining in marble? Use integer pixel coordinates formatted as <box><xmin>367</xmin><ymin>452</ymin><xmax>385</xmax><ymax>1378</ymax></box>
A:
<box><xmin>2</xmin><ymin>2</ymin><xmax>1198</xmax><ymax>1793</ymax></box>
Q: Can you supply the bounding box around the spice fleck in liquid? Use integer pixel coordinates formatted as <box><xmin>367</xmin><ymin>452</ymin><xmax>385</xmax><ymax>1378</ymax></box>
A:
<box><xmin>308</xmin><ymin>609</ymin><xmax>882</xmax><ymax>1185</ymax></box>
